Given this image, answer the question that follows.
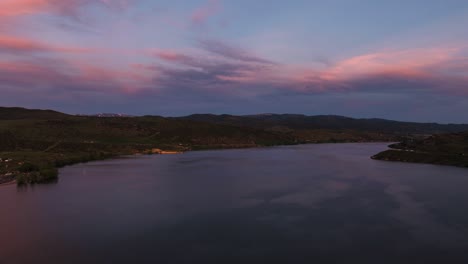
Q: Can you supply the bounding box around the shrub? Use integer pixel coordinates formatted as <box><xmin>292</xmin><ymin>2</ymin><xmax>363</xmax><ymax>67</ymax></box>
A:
<box><xmin>18</xmin><ymin>162</ymin><xmax>39</xmax><ymax>173</ymax></box>
<box><xmin>39</xmin><ymin>167</ymin><xmax>58</xmax><ymax>182</ymax></box>
<box><xmin>28</xmin><ymin>172</ymin><xmax>39</xmax><ymax>183</ymax></box>
<box><xmin>16</xmin><ymin>174</ymin><xmax>26</xmax><ymax>185</ymax></box>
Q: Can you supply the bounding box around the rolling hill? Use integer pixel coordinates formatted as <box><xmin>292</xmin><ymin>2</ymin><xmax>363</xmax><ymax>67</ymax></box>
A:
<box><xmin>176</xmin><ymin>114</ymin><xmax>468</xmax><ymax>134</ymax></box>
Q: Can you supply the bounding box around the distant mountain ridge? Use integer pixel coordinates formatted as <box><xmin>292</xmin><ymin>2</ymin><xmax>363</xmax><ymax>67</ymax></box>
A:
<box><xmin>77</xmin><ymin>113</ymin><xmax>135</xmax><ymax>118</ymax></box>
<box><xmin>176</xmin><ymin>114</ymin><xmax>468</xmax><ymax>134</ymax></box>
<box><xmin>1</xmin><ymin>107</ymin><xmax>468</xmax><ymax>134</ymax></box>
<box><xmin>0</xmin><ymin>107</ymin><xmax>68</xmax><ymax>120</ymax></box>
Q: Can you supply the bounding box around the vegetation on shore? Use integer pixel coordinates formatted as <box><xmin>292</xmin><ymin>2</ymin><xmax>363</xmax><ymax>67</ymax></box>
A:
<box><xmin>372</xmin><ymin>133</ymin><xmax>468</xmax><ymax>168</ymax></box>
<box><xmin>1</xmin><ymin>107</ymin><xmax>467</xmax><ymax>185</ymax></box>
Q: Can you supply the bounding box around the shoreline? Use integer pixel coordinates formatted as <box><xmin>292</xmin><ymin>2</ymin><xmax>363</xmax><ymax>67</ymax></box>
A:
<box><xmin>0</xmin><ymin>180</ymin><xmax>16</xmax><ymax>187</ymax></box>
<box><xmin>372</xmin><ymin>149</ymin><xmax>468</xmax><ymax>169</ymax></box>
<box><xmin>0</xmin><ymin>149</ymin><xmax>187</xmax><ymax>188</ymax></box>
<box><xmin>1</xmin><ymin>141</ymin><xmax>395</xmax><ymax>188</ymax></box>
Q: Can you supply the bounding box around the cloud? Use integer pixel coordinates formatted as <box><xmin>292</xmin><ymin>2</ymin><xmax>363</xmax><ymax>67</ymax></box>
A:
<box><xmin>199</xmin><ymin>40</ymin><xmax>276</xmax><ymax>65</ymax></box>
<box><xmin>2</xmin><ymin>34</ymin><xmax>467</xmax><ymax>102</ymax></box>
<box><xmin>0</xmin><ymin>35</ymin><xmax>92</xmax><ymax>54</ymax></box>
<box><xmin>0</xmin><ymin>0</ymin><xmax>49</xmax><ymax>17</ymax></box>
<box><xmin>145</xmin><ymin>45</ymin><xmax>281</xmax><ymax>97</ymax></box>
<box><xmin>151</xmin><ymin>50</ymin><xmax>199</xmax><ymax>66</ymax></box>
<box><xmin>190</xmin><ymin>0</ymin><xmax>221</xmax><ymax>25</ymax></box>
<box><xmin>0</xmin><ymin>0</ymin><xmax>132</xmax><ymax>19</ymax></box>
<box><xmin>152</xmin><ymin>56</ymin><xmax>272</xmax><ymax>92</ymax></box>
<box><xmin>321</xmin><ymin>48</ymin><xmax>458</xmax><ymax>81</ymax></box>
<box><xmin>137</xmin><ymin>44</ymin><xmax>468</xmax><ymax>99</ymax></box>
<box><xmin>0</xmin><ymin>57</ymin><xmax>151</xmax><ymax>98</ymax></box>
<box><xmin>287</xmin><ymin>46</ymin><xmax>468</xmax><ymax>94</ymax></box>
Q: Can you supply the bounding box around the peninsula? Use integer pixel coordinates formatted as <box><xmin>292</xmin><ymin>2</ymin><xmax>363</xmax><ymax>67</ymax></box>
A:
<box><xmin>372</xmin><ymin>133</ymin><xmax>468</xmax><ymax>168</ymax></box>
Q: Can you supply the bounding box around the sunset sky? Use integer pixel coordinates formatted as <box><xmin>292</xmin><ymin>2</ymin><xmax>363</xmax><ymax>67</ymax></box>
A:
<box><xmin>1</xmin><ymin>0</ymin><xmax>468</xmax><ymax>122</ymax></box>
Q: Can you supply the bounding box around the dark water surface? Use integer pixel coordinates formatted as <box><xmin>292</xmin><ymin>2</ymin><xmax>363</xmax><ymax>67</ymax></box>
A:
<box><xmin>1</xmin><ymin>143</ymin><xmax>468</xmax><ymax>264</ymax></box>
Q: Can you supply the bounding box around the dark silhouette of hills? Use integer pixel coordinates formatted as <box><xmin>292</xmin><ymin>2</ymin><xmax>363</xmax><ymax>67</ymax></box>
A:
<box><xmin>177</xmin><ymin>113</ymin><xmax>468</xmax><ymax>134</ymax></box>
<box><xmin>0</xmin><ymin>107</ymin><xmax>68</xmax><ymax>120</ymax></box>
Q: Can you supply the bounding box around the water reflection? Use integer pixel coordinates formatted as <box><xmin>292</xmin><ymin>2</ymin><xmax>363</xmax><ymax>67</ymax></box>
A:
<box><xmin>1</xmin><ymin>143</ymin><xmax>468</xmax><ymax>263</ymax></box>
<box><xmin>16</xmin><ymin>179</ymin><xmax>59</xmax><ymax>192</ymax></box>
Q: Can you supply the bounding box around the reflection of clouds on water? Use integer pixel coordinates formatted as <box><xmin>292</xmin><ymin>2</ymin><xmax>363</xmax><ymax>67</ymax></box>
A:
<box><xmin>382</xmin><ymin>178</ymin><xmax>468</xmax><ymax>248</ymax></box>
<box><xmin>3</xmin><ymin>143</ymin><xmax>468</xmax><ymax>263</ymax></box>
<box><xmin>238</xmin><ymin>144</ymin><xmax>468</xmax><ymax>251</ymax></box>
<box><xmin>355</xmin><ymin>157</ymin><xmax>468</xmax><ymax>249</ymax></box>
<box><xmin>265</xmin><ymin>180</ymin><xmax>352</xmax><ymax>208</ymax></box>
<box><xmin>270</xmin><ymin>191</ymin><xmax>332</xmax><ymax>208</ymax></box>
<box><xmin>323</xmin><ymin>180</ymin><xmax>351</xmax><ymax>192</ymax></box>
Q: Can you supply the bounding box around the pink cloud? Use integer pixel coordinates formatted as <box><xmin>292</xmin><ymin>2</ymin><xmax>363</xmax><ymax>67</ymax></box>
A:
<box><xmin>0</xmin><ymin>35</ymin><xmax>93</xmax><ymax>53</ymax></box>
<box><xmin>0</xmin><ymin>0</ymin><xmax>49</xmax><ymax>17</ymax></box>
<box><xmin>0</xmin><ymin>35</ymin><xmax>48</xmax><ymax>52</ymax></box>
<box><xmin>152</xmin><ymin>50</ymin><xmax>191</xmax><ymax>62</ymax></box>
<box><xmin>320</xmin><ymin>48</ymin><xmax>458</xmax><ymax>81</ymax></box>
<box><xmin>283</xmin><ymin>46</ymin><xmax>468</xmax><ymax>93</ymax></box>
<box><xmin>143</xmin><ymin>42</ymin><xmax>468</xmax><ymax>97</ymax></box>
<box><xmin>0</xmin><ymin>60</ymin><xmax>72</xmax><ymax>91</ymax></box>
<box><xmin>60</xmin><ymin>58</ymin><xmax>154</xmax><ymax>94</ymax></box>
<box><xmin>1</xmin><ymin>14</ymin><xmax>467</xmax><ymax>103</ymax></box>
<box><xmin>0</xmin><ymin>57</ymin><xmax>153</xmax><ymax>96</ymax></box>
<box><xmin>191</xmin><ymin>0</ymin><xmax>221</xmax><ymax>25</ymax></box>
<box><xmin>0</xmin><ymin>0</ymin><xmax>132</xmax><ymax>18</ymax></box>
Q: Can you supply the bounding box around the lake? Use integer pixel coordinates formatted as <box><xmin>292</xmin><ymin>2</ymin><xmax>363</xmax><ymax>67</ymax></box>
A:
<box><xmin>1</xmin><ymin>143</ymin><xmax>468</xmax><ymax>264</ymax></box>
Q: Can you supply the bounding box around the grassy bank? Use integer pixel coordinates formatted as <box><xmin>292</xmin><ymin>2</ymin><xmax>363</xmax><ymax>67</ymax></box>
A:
<box><xmin>372</xmin><ymin>133</ymin><xmax>468</xmax><ymax>168</ymax></box>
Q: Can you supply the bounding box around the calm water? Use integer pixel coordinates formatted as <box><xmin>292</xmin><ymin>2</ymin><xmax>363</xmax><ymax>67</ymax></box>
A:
<box><xmin>1</xmin><ymin>143</ymin><xmax>468</xmax><ymax>264</ymax></box>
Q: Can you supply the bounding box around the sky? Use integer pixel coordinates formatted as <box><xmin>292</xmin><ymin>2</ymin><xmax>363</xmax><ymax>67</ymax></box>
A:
<box><xmin>0</xmin><ymin>0</ymin><xmax>468</xmax><ymax>122</ymax></box>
